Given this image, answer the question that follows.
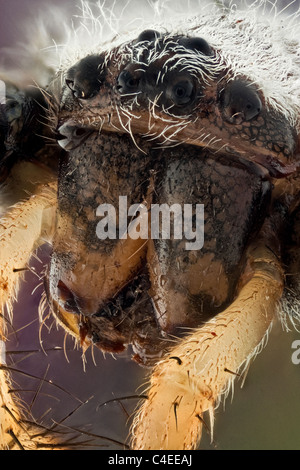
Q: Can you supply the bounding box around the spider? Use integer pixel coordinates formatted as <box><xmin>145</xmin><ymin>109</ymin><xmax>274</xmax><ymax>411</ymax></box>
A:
<box><xmin>0</xmin><ymin>0</ymin><xmax>300</xmax><ymax>450</ymax></box>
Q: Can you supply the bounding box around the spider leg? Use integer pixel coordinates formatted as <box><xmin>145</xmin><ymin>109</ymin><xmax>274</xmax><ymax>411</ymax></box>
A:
<box><xmin>0</xmin><ymin>162</ymin><xmax>57</xmax><ymax>311</ymax></box>
<box><xmin>0</xmin><ymin>161</ymin><xmax>57</xmax><ymax>449</ymax></box>
<box><xmin>131</xmin><ymin>225</ymin><xmax>284</xmax><ymax>450</ymax></box>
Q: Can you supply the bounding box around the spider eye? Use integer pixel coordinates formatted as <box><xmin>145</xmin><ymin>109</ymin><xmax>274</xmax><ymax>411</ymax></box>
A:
<box><xmin>5</xmin><ymin>98</ymin><xmax>22</xmax><ymax>120</ymax></box>
<box><xmin>168</xmin><ymin>78</ymin><xmax>195</xmax><ymax>106</ymax></box>
<box><xmin>117</xmin><ymin>70</ymin><xmax>140</xmax><ymax>94</ymax></box>
<box><xmin>220</xmin><ymin>79</ymin><xmax>262</xmax><ymax>123</ymax></box>
<box><xmin>65</xmin><ymin>54</ymin><xmax>104</xmax><ymax>100</ymax></box>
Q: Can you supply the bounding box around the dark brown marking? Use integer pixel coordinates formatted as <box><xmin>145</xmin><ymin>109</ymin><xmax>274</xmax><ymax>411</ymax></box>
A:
<box><xmin>224</xmin><ymin>367</ymin><xmax>241</xmax><ymax>377</ymax></box>
<box><xmin>170</xmin><ymin>356</ymin><xmax>182</xmax><ymax>365</ymax></box>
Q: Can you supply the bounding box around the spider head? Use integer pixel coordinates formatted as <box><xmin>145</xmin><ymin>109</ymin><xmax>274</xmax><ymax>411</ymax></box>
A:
<box><xmin>47</xmin><ymin>31</ymin><xmax>299</xmax><ymax>366</ymax></box>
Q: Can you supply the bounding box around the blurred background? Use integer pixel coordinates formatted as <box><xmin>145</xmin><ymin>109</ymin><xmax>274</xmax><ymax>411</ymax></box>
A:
<box><xmin>0</xmin><ymin>0</ymin><xmax>300</xmax><ymax>450</ymax></box>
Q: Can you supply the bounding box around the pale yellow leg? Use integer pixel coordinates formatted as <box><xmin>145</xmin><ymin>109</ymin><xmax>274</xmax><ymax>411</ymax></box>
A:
<box><xmin>0</xmin><ymin>163</ymin><xmax>57</xmax><ymax>449</ymax></box>
<box><xmin>131</xmin><ymin>242</ymin><xmax>284</xmax><ymax>450</ymax></box>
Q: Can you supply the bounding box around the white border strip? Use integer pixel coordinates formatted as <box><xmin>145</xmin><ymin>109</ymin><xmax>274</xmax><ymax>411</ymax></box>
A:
<box><xmin>0</xmin><ymin>80</ymin><xmax>6</xmax><ymax>105</ymax></box>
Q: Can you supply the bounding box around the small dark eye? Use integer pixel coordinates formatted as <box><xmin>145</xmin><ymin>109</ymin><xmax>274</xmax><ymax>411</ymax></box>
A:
<box><xmin>5</xmin><ymin>98</ymin><xmax>22</xmax><ymax>120</ymax></box>
<box><xmin>220</xmin><ymin>79</ymin><xmax>262</xmax><ymax>122</ymax></box>
<box><xmin>168</xmin><ymin>79</ymin><xmax>195</xmax><ymax>106</ymax></box>
<box><xmin>117</xmin><ymin>70</ymin><xmax>140</xmax><ymax>94</ymax></box>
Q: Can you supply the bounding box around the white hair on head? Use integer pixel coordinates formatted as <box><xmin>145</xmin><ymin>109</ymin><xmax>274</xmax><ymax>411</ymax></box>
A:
<box><xmin>1</xmin><ymin>1</ymin><xmax>300</xmax><ymax>129</ymax></box>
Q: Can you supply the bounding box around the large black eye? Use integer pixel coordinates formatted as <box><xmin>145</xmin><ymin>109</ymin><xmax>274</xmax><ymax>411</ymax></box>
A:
<box><xmin>167</xmin><ymin>78</ymin><xmax>195</xmax><ymax>106</ymax></box>
<box><xmin>117</xmin><ymin>69</ymin><xmax>140</xmax><ymax>94</ymax></box>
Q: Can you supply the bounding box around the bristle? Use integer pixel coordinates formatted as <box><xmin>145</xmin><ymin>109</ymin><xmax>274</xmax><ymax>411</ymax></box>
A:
<box><xmin>2</xmin><ymin>1</ymin><xmax>300</xmax><ymax>131</ymax></box>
